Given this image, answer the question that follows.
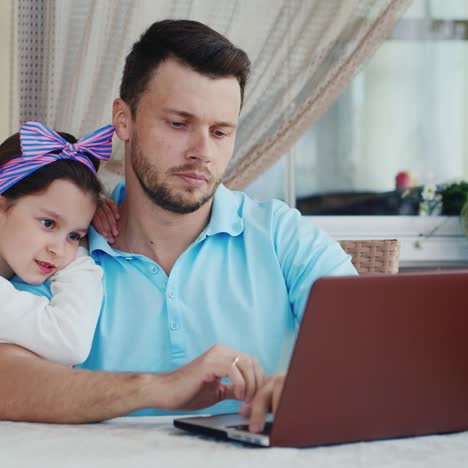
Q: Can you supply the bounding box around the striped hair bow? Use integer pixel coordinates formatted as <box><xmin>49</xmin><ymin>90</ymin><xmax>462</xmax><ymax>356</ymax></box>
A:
<box><xmin>0</xmin><ymin>121</ymin><xmax>114</xmax><ymax>194</ymax></box>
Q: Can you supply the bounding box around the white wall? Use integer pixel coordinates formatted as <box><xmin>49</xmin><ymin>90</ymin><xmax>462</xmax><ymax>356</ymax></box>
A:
<box><xmin>0</xmin><ymin>0</ymin><xmax>12</xmax><ymax>142</ymax></box>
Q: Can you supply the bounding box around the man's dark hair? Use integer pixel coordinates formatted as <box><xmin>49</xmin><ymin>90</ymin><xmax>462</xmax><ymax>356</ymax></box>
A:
<box><xmin>120</xmin><ymin>19</ymin><xmax>251</xmax><ymax>116</ymax></box>
<box><xmin>0</xmin><ymin>131</ymin><xmax>103</xmax><ymax>203</ymax></box>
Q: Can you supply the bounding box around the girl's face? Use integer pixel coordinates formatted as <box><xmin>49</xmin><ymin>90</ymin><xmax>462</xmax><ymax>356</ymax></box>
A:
<box><xmin>0</xmin><ymin>179</ymin><xmax>97</xmax><ymax>284</ymax></box>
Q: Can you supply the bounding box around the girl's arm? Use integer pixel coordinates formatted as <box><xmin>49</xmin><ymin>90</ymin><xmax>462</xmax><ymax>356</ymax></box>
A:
<box><xmin>0</xmin><ymin>249</ymin><xmax>103</xmax><ymax>366</ymax></box>
<box><xmin>92</xmin><ymin>198</ymin><xmax>120</xmax><ymax>243</ymax></box>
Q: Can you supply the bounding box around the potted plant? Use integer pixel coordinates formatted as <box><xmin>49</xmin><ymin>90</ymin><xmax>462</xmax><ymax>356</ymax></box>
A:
<box><xmin>439</xmin><ymin>181</ymin><xmax>468</xmax><ymax>216</ymax></box>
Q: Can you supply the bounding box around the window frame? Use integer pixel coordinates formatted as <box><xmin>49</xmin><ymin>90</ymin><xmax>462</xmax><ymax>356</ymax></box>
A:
<box><xmin>306</xmin><ymin>215</ymin><xmax>468</xmax><ymax>270</ymax></box>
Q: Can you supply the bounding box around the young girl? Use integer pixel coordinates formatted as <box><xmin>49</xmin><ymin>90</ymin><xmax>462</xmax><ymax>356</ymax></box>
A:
<box><xmin>0</xmin><ymin>121</ymin><xmax>114</xmax><ymax>366</ymax></box>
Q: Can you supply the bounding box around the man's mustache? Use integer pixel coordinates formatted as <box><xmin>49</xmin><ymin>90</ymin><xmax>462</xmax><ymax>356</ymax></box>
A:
<box><xmin>168</xmin><ymin>164</ymin><xmax>214</xmax><ymax>182</ymax></box>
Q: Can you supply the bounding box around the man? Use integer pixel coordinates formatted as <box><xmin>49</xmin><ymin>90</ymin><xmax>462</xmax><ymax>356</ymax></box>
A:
<box><xmin>0</xmin><ymin>20</ymin><xmax>356</xmax><ymax>427</ymax></box>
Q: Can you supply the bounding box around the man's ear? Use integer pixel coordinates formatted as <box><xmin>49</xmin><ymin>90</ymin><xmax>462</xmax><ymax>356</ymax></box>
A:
<box><xmin>112</xmin><ymin>98</ymin><xmax>132</xmax><ymax>142</ymax></box>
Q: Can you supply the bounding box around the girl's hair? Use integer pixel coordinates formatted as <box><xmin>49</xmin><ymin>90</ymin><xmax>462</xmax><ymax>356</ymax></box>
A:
<box><xmin>0</xmin><ymin>131</ymin><xmax>103</xmax><ymax>203</ymax></box>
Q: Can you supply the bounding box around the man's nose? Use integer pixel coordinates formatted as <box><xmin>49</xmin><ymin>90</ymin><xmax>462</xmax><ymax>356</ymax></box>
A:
<box><xmin>186</xmin><ymin>129</ymin><xmax>212</xmax><ymax>162</ymax></box>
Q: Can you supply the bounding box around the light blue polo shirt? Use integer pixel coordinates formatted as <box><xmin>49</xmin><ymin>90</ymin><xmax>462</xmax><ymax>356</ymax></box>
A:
<box><xmin>12</xmin><ymin>183</ymin><xmax>356</xmax><ymax>416</ymax></box>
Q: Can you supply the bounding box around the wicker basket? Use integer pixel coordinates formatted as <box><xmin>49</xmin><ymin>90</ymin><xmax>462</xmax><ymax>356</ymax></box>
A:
<box><xmin>339</xmin><ymin>239</ymin><xmax>400</xmax><ymax>274</ymax></box>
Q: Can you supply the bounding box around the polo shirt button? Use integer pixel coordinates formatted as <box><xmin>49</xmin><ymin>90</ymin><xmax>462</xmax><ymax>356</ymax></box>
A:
<box><xmin>151</xmin><ymin>266</ymin><xmax>158</xmax><ymax>274</ymax></box>
<box><xmin>170</xmin><ymin>322</ymin><xmax>179</xmax><ymax>330</ymax></box>
<box><xmin>168</xmin><ymin>291</ymin><xmax>175</xmax><ymax>299</ymax></box>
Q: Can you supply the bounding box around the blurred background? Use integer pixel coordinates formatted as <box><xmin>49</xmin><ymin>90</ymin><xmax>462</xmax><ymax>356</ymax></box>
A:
<box><xmin>246</xmin><ymin>0</ymin><xmax>468</xmax><ymax>215</ymax></box>
<box><xmin>1</xmin><ymin>0</ymin><xmax>467</xmax><ymax>218</ymax></box>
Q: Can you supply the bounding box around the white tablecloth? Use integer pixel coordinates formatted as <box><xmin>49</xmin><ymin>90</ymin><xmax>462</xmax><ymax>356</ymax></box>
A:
<box><xmin>1</xmin><ymin>416</ymin><xmax>467</xmax><ymax>468</ymax></box>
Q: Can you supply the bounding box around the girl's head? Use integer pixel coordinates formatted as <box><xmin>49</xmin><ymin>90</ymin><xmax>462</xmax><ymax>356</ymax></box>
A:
<box><xmin>0</xmin><ymin>122</ymin><xmax>113</xmax><ymax>283</ymax></box>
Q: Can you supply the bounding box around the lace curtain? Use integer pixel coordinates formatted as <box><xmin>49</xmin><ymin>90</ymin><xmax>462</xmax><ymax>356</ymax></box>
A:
<box><xmin>9</xmin><ymin>0</ymin><xmax>411</xmax><ymax>191</ymax></box>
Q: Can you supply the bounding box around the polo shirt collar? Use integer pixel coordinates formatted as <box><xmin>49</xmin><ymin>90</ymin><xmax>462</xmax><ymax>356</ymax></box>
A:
<box><xmin>89</xmin><ymin>182</ymin><xmax>243</xmax><ymax>256</ymax></box>
<box><xmin>89</xmin><ymin>226</ymin><xmax>124</xmax><ymax>257</ymax></box>
<box><xmin>204</xmin><ymin>184</ymin><xmax>243</xmax><ymax>238</ymax></box>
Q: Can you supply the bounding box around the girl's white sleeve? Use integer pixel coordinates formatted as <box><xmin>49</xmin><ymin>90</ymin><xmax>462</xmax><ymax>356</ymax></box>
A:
<box><xmin>0</xmin><ymin>249</ymin><xmax>103</xmax><ymax>366</ymax></box>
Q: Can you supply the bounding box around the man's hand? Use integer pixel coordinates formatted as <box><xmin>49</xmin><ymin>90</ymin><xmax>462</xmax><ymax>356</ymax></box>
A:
<box><xmin>92</xmin><ymin>199</ymin><xmax>120</xmax><ymax>243</ymax></box>
<box><xmin>240</xmin><ymin>373</ymin><xmax>286</xmax><ymax>433</ymax></box>
<box><xmin>0</xmin><ymin>343</ymin><xmax>266</xmax><ymax>423</ymax></box>
<box><xmin>159</xmin><ymin>344</ymin><xmax>267</xmax><ymax>411</ymax></box>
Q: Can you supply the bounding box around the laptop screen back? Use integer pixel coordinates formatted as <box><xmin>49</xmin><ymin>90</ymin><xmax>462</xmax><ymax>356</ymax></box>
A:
<box><xmin>271</xmin><ymin>271</ymin><xmax>468</xmax><ymax>447</ymax></box>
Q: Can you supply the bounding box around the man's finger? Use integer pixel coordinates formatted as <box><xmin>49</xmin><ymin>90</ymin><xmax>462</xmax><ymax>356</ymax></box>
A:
<box><xmin>252</xmin><ymin>359</ymin><xmax>267</xmax><ymax>401</ymax></box>
<box><xmin>248</xmin><ymin>382</ymin><xmax>271</xmax><ymax>433</ymax></box>
<box><xmin>235</xmin><ymin>357</ymin><xmax>257</xmax><ymax>403</ymax></box>
<box><xmin>228</xmin><ymin>358</ymin><xmax>246</xmax><ymax>401</ymax></box>
<box><xmin>239</xmin><ymin>403</ymin><xmax>251</xmax><ymax>417</ymax></box>
<box><xmin>221</xmin><ymin>383</ymin><xmax>237</xmax><ymax>401</ymax></box>
<box><xmin>272</xmin><ymin>380</ymin><xmax>282</xmax><ymax>414</ymax></box>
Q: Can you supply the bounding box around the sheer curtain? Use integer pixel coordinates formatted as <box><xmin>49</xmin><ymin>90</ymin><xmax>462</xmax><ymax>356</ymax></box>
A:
<box><xmin>9</xmin><ymin>0</ymin><xmax>411</xmax><ymax>191</ymax></box>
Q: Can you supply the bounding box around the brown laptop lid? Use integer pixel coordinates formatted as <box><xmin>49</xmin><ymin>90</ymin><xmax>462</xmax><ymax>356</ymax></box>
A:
<box><xmin>271</xmin><ymin>271</ymin><xmax>468</xmax><ymax>448</ymax></box>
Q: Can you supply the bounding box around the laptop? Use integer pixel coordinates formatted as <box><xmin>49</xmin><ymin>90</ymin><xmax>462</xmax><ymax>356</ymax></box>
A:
<box><xmin>174</xmin><ymin>271</ymin><xmax>468</xmax><ymax>447</ymax></box>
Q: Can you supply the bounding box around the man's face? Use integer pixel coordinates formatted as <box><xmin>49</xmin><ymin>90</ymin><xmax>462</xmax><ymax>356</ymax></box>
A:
<box><xmin>126</xmin><ymin>58</ymin><xmax>241</xmax><ymax>213</ymax></box>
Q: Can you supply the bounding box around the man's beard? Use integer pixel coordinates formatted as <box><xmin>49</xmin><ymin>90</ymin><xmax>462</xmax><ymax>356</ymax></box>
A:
<box><xmin>130</xmin><ymin>140</ymin><xmax>222</xmax><ymax>214</ymax></box>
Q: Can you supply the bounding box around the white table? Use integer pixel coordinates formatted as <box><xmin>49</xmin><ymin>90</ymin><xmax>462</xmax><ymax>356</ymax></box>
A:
<box><xmin>1</xmin><ymin>416</ymin><xmax>468</xmax><ymax>468</ymax></box>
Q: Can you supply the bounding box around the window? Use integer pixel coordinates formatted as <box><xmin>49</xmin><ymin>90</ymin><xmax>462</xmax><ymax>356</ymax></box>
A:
<box><xmin>245</xmin><ymin>0</ymin><xmax>468</xmax><ymax>217</ymax></box>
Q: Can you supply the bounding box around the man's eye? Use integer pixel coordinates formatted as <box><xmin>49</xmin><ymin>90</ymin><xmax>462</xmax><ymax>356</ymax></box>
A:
<box><xmin>40</xmin><ymin>219</ymin><xmax>54</xmax><ymax>229</ymax></box>
<box><xmin>68</xmin><ymin>232</ymin><xmax>82</xmax><ymax>242</ymax></box>
<box><xmin>213</xmin><ymin>130</ymin><xmax>226</xmax><ymax>138</ymax></box>
<box><xmin>171</xmin><ymin>121</ymin><xmax>185</xmax><ymax>128</ymax></box>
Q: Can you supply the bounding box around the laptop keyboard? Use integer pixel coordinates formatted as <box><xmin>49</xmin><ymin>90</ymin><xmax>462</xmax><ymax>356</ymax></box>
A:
<box><xmin>228</xmin><ymin>422</ymin><xmax>273</xmax><ymax>436</ymax></box>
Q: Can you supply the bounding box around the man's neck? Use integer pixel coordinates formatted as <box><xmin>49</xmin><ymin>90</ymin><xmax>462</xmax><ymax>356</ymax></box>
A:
<box><xmin>112</xmin><ymin>189</ymin><xmax>213</xmax><ymax>275</ymax></box>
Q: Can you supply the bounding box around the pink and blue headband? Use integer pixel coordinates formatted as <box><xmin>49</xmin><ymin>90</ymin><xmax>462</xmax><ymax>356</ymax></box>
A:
<box><xmin>0</xmin><ymin>121</ymin><xmax>114</xmax><ymax>194</ymax></box>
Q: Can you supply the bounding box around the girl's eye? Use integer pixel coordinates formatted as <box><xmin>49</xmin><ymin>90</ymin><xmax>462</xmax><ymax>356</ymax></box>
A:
<box><xmin>67</xmin><ymin>232</ymin><xmax>82</xmax><ymax>242</ymax></box>
<box><xmin>40</xmin><ymin>219</ymin><xmax>55</xmax><ymax>229</ymax></box>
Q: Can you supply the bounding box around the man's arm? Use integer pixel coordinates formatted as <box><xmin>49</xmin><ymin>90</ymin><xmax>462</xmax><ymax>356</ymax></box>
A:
<box><xmin>272</xmin><ymin>203</ymin><xmax>357</xmax><ymax>322</ymax></box>
<box><xmin>0</xmin><ymin>343</ymin><xmax>265</xmax><ymax>423</ymax></box>
<box><xmin>0</xmin><ymin>344</ymin><xmax>157</xmax><ymax>423</ymax></box>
